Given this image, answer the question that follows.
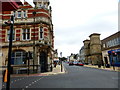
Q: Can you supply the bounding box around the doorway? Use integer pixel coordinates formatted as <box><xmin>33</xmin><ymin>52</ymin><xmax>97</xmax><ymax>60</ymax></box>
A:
<box><xmin>40</xmin><ymin>51</ymin><xmax>48</xmax><ymax>72</ymax></box>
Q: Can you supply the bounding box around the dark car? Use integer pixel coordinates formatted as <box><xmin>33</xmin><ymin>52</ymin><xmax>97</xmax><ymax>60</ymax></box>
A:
<box><xmin>77</xmin><ymin>62</ymin><xmax>84</xmax><ymax>66</ymax></box>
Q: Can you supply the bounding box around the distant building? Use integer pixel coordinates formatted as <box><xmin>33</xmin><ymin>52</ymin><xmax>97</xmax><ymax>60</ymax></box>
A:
<box><xmin>69</xmin><ymin>53</ymin><xmax>75</xmax><ymax>62</ymax></box>
<box><xmin>1</xmin><ymin>0</ymin><xmax>54</xmax><ymax>74</ymax></box>
<box><xmin>79</xmin><ymin>46</ymin><xmax>85</xmax><ymax>63</ymax></box>
<box><xmin>101</xmin><ymin>31</ymin><xmax>120</xmax><ymax>67</ymax></box>
<box><xmin>69</xmin><ymin>53</ymin><xmax>78</xmax><ymax>62</ymax></box>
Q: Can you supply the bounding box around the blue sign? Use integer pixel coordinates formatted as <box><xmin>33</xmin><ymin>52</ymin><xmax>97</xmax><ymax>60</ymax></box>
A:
<box><xmin>108</xmin><ymin>49</ymin><xmax>120</xmax><ymax>53</ymax></box>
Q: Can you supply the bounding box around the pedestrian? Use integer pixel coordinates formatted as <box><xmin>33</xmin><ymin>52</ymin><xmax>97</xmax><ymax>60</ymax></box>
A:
<box><xmin>112</xmin><ymin>60</ymin><xmax>115</xmax><ymax>70</ymax></box>
<box><xmin>97</xmin><ymin>61</ymin><xmax>101</xmax><ymax>68</ymax></box>
<box><xmin>54</xmin><ymin>61</ymin><xmax>57</xmax><ymax>67</ymax></box>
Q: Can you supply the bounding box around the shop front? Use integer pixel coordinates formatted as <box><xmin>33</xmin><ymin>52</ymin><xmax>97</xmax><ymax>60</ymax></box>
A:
<box><xmin>108</xmin><ymin>49</ymin><xmax>120</xmax><ymax>67</ymax></box>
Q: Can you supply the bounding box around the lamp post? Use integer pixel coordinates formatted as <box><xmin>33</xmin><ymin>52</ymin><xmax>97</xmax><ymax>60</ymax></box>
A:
<box><xmin>32</xmin><ymin>11</ymin><xmax>36</xmax><ymax>73</ymax></box>
<box><xmin>5</xmin><ymin>15</ymin><xmax>14</xmax><ymax>90</ymax></box>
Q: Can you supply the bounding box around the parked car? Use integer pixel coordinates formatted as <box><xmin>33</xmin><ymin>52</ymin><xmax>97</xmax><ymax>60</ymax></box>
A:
<box><xmin>77</xmin><ymin>62</ymin><xmax>84</xmax><ymax>66</ymax></box>
<box><xmin>73</xmin><ymin>61</ymin><xmax>78</xmax><ymax>65</ymax></box>
<box><xmin>69</xmin><ymin>61</ymin><xmax>74</xmax><ymax>65</ymax></box>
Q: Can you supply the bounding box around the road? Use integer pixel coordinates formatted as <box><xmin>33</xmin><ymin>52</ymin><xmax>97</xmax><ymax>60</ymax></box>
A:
<box><xmin>2</xmin><ymin>62</ymin><xmax>119</xmax><ymax>89</ymax></box>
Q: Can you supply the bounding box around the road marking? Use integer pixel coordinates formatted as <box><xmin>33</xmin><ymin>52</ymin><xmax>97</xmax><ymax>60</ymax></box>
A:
<box><xmin>29</xmin><ymin>84</ymin><xmax>31</xmax><ymax>86</ymax></box>
<box><xmin>23</xmin><ymin>77</ymin><xmax>44</xmax><ymax>89</ymax></box>
<box><xmin>25</xmin><ymin>86</ymin><xmax>28</xmax><ymax>88</ymax></box>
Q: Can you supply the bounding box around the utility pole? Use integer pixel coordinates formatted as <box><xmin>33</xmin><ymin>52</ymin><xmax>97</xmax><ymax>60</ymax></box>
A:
<box><xmin>32</xmin><ymin>11</ymin><xmax>36</xmax><ymax>73</ymax></box>
<box><xmin>60</xmin><ymin>52</ymin><xmax>63</xmax><ymax>72</ymax></box>
<box><xmin>6</xmin><ymin>15</ymin><xmax>14</xmax><ymax>90</ymax></box>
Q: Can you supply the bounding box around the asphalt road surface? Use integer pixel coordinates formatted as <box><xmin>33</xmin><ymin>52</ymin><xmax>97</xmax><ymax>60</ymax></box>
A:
<box><xmin>2</xmin><ymin>62</ymin><xmax>119</xmax><ymax>89</ymax></box>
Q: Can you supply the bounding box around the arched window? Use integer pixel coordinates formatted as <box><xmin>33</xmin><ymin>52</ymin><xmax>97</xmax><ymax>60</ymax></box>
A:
<box><xmin>11</xmin><ymin>50</ymin><xmax>26</xmax><ymax>65</ymax></box>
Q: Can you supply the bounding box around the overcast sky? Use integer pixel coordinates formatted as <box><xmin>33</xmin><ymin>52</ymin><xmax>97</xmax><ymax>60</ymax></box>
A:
<box><xmin>22</xmin><ymin>0</ymin><xmax>118</xmax><ymax>57</ymax></box>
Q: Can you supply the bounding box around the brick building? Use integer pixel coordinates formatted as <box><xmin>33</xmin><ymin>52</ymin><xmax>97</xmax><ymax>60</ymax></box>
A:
<box><xmin>1</xmin><ymin>0</ymin><xmax>54</xmax><ymax>74</ymax></box>
<box><xmin>102</xmin><ymin>31</ymin><xmax>120</xmax><ymax>67</ymax></box>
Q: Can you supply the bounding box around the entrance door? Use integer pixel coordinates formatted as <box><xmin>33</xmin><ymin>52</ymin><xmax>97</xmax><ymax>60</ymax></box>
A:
<box><xmin>40</xmin><ymin>51</ymin><xmax>48</xmax><ymax>72</ymax></box>
<box><xmin>104</xmin><ymin>57</ymin><xmax>108</xmax><ymax>64</ymax></box>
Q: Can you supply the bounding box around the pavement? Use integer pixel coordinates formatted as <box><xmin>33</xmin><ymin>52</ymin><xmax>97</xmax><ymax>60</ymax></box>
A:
<box><xmin>84</xmin><ymin>64</ymin><xmax>120</xmax><ymax>72</ymax></box>
<box><xmin>10</xmin><ymin>64</ymin><xmax>66</xmax><ymax>77</ymax></box>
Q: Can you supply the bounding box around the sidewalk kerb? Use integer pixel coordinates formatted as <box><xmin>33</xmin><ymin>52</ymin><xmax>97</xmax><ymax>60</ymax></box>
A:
<box><xmin>84</xmin><ymin>65</ymin><xmax>120</xmax><ymax>72</ymax></box>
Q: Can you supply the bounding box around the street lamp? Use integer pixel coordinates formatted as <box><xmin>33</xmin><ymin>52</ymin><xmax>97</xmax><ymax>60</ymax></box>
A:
<box><xmin>32</xmin><ymin>11</ymin><xmax>36</xmax><ymax>73</ymax></box>
<box><xmin>5</xmin><ymin>15</ymin><xmax>14</xmax><ymax>90</ymax></box>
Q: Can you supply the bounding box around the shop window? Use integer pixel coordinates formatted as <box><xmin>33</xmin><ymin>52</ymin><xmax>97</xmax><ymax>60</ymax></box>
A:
<box><xmin>11</xmin><ymin>51</ymin><xmax>26</xmax><ymax>65</ymax></box>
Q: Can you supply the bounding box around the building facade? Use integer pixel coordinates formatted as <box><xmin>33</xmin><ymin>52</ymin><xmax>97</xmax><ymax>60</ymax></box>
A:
<box><xmin>1</xmin><ymin>0</ymin><xmax>54</xmax><ymax>74</ymax></box>
<box><xmin>83</xmin><ymin>33</ymin><xmax>102</xmax><ymax>65</ymax></box>
<box><xmin>102</xmin><ymin>31</ymin><xmax>120</xmax><ymax>67</ymax></box>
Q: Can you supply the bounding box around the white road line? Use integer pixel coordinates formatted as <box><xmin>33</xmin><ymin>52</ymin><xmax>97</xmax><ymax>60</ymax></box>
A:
<box><xmin>25</xmin><ymin>86</ymin><xmax>28</xmax><ymax>88</ymax></box>
<box><xmin>29</xmin><ymin>84</ymin><xmax>31</xmax><ymax>86</ymax></box>
<box><xmin>32</xmin><ymin>82</ymin><xmax>34</xmax><ymax>84</ymax></box>
<box><xmin>24</xmin><ymin>77</ymin><xmax>44</xmax><ymax>88</ymax></box>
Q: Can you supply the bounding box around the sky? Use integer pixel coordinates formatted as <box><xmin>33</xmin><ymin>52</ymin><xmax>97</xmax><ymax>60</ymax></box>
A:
<box><xmin>21</xmin><ymin>0</ymin><xmax>118</xmax><ymax>57</ymax></box>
